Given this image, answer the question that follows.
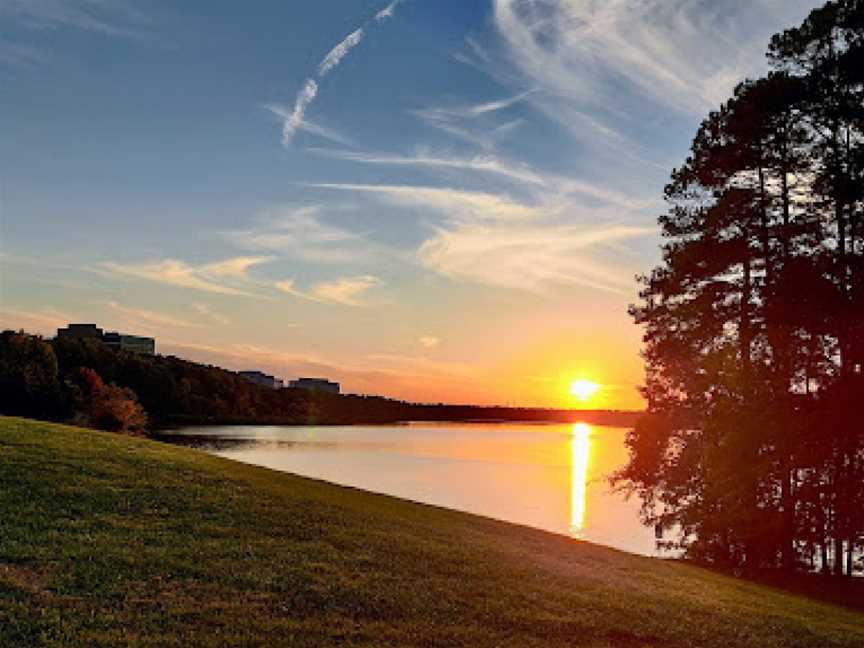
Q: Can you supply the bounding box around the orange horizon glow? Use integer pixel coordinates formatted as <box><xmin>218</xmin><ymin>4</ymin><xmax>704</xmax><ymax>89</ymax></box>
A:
<box><xmin>0</xmin><ymin>312</ymin><xmax>647</xmax><ymax>411</ymax></box>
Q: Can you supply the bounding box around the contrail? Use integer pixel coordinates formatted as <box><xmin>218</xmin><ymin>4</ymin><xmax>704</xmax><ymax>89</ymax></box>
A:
<box><xmin>274</xmin><ymin>1</ymin><xmax>406</xmax><ymax>146</ymax></box>
<box><xmin>318</xmin><ymin>28</ymin><xmax>364</xmax><ymax>77</ymax></box>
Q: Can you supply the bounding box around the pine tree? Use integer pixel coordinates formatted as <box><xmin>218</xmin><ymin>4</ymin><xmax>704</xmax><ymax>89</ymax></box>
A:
<box><xmin>616</xmin><ymin>0</ymin><xmax>863</xmax><ymax>576</ymax></box>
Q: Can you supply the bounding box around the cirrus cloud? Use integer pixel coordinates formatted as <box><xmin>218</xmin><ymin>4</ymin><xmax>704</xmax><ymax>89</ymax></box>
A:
<box><xmin>307</xmin><ymin>148</ymin><xmax>547</xmax><ymax>186</ymax></box>
<box><xmin>491</xmin><ymin>0</ymin><xmax>824</xmax><ymax>144</ymax></box>
<box><xmin>419</xmin><ymin>335</ymin><xmax>440</xmax><ymax>349</ymax></box>
<box><xmin>419</xmin><ymin>222</ymin><xmax>653</xmax><ymax>295</ymax></box>
<box><xmin>310</xmin><ymin>183</ymin><xmax>543</xmax><ymax>222</ymax></box>
<box><xmin>223</xmin><ymin>206</ymin><xmax>383</xmax><ymax>264</ymax></box>
<box><xmin>309</xmin><ymin>179</ymin><xmax>655</xmax><ymax>295</ymax></box>
<box><xmin>102</xmin><ymin>257</ymin><xmax>273</xmax><ymax>297</ymax></box>
<box><xmin>275</xmin><ymin>275</ymin><xmax>383</xmax><ymax>306</ymax></box>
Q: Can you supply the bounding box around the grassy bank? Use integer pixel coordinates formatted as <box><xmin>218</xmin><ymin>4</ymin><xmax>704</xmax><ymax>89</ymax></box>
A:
<box><xmin>0</xmin><ymin>417</ymin><xmax>861</xmax><ymax>647</ymax></box>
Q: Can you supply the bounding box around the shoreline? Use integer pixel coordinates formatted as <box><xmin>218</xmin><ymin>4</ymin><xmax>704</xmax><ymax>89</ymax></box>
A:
<box><xmin>153</xmin><ymin>410</ymin><xmax>643</xmax><ymax>431</ymax></box>
<box><xmin>151</xmin><ymin>425</ymin><xmax>864</xmax><ymax>594</ymax></box>
<box><xmin>1</xmin><ymin>415</ymin><xmax>861</xmax><ymax>647</ymax></box>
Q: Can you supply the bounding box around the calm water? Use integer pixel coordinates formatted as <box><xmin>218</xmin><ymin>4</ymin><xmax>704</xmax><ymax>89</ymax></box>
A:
<box><xmin>161</xmin><ymin>421</ymin><xmax>658</xmax><ymax>556</ymax></box>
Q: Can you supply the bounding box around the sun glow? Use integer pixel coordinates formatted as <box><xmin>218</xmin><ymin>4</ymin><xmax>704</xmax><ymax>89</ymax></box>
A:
<box><xmin>569</xmin><ymin>379</ymin><xmax>600</xmax><ymax>402</ymax></box>
<box><xmin>570</xmin><ymin>423</ymin><xmax>592</xmax><ymax>536</ymax></box>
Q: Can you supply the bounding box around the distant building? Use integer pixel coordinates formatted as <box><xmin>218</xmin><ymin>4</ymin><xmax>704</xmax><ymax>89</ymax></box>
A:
<box><xmin>288</xmin><ymin>377</ymin><xmax>340</xmax><ymax>394</ymax></box>
<box><xmin>103</xmin><ymin>332</ymin><xmax>156</xmax><ymax>355</ymax></box>
<box><xmin>56</xmin><ymin>323</ymin><xmax>155</xmax><ymax>355</ymax></box>
<box><xmin>240</xmin><ymin>370</ymin><xmax>284</xmax><ymax>389</ymax></box>
<box><xmin>57</xmin><ymin>323</ymin><xmax>104</xmax><ymax>340</ymax></box>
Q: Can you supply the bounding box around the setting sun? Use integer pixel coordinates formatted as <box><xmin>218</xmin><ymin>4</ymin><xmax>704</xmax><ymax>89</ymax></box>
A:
<box><xmin>569</xmin><ymin>379</ymin><xmax>600</xmax><ymax>402</ymax></box>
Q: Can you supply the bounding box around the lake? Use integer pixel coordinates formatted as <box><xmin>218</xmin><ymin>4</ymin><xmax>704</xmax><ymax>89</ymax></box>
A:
<box><xmin>160</xmin><ymin>421</ymin><xmax>659</xmax><ymax>556</ymax></box>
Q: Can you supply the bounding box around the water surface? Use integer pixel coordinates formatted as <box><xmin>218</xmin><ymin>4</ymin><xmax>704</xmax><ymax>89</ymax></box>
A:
<box><xmin>161</xmin><ymin>421</ymin><xmax>658</xmax><ymax>556</ymax></box>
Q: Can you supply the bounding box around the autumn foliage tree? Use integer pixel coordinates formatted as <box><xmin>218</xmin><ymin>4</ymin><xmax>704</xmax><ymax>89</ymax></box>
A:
<box><xmin>616</xmin><ymin>0</ymin><xmax>863</xmax><ymax>576</ymax></box>
<box><xmin>71</xmin><ymin>367</ymin><xmax>148</xmax><ymax>435</ymax></box>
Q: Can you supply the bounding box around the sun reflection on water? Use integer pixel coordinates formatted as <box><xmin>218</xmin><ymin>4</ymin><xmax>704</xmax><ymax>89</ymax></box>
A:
<box><xmin>570</xmin><ymin>423</ymin><xmax>592</xmax><ymax>537</ymax></box>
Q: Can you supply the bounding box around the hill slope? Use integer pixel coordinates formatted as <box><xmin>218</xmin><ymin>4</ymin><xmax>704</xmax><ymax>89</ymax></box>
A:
<box><xmin>0</xmin><ymin>417</ymin><xmax>861</xmax><ymax>647</ymax></box>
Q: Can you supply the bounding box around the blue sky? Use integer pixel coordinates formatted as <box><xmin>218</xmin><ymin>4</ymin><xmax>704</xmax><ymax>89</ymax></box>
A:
<box><xmin>0</xmin><ymin>0</ymin><xmax>823</xmax><ymax>407</ymax></box>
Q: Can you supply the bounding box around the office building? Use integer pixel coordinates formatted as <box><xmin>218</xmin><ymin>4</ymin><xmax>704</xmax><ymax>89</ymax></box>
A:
<box><xmin>239</xmin><ymin>370</ymin><xmax>284</xmax><ymax>389</ymax></box>
<box><xmin>57</xmin><ymin>324</ymin><xmax>104</xmax><ymax>340</ymax></box>
<box><xmin>103</xmin><ymin>332</ymin><xmax>156</xmax><ymax>355</ymax></box>
<box><xmin>288</xmin><ymin>377</ymin><xmax>340</xmax><ymax>394</ymax></box>
<box><xmin>56</xmin><ymin>324</ymin><xmax>155</xmax><ymax>355</ymax></box>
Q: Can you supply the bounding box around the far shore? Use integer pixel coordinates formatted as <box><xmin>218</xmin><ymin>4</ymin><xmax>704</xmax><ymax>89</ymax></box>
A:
<box><xmin>154</xmin><ymin>408</ymin><xmax>643</xmax><ymax>431</ymax></box>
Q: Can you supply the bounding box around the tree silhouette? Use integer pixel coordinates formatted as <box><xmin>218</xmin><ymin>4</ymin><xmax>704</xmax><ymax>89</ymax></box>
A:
<box><xmin>616</xmin><ymin>0</ymin><xmax>863</xmax><ymax>577</ymax></box>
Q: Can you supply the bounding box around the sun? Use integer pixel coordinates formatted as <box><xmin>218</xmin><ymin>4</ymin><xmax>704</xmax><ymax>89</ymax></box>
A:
<box><xmin>569</xmin><ymin>379</ymin><xmax>600</xmax><ymax>402</ymax></box>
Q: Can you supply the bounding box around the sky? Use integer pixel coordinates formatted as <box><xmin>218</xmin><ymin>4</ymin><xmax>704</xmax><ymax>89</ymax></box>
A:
<box><xmin>0</xmin><ymin>0</ymin><xmax>823</xmax><ymax>409</ymax></box>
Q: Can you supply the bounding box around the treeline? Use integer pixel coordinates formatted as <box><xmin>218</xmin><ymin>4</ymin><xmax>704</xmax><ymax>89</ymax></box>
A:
<box><xmin>405</xmin><ymin>404</ymin><xmax>638</xmax><ymax>427</ymax></box>
<box><xmin>616</xmin><ymin>1</ymin><xmax>863</xmax><ymax>577</ymax></box>
<box><xmin>0</xmin><ymin>330</ymin><xmax>638</xmax><ymax>431</ymax></box>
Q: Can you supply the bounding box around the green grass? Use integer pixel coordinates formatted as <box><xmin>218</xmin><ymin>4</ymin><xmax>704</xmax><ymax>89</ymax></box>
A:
<box><xmin>0</xmin><ymin>417</ymin><xmax>861</xmax><ymax>647</ymax></box>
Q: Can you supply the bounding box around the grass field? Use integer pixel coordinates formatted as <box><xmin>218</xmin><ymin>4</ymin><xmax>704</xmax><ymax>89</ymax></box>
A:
<box><xmin>1</xmin><ymin>416</ymin><xmax>862</xmax><ymax>647</ymax></box>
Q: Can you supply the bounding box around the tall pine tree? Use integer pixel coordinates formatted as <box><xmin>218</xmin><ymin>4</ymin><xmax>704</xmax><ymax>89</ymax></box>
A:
<box><xmin>616</xmin><ymin>0</ymin><xmax>863</xmax><ymax>577</ymax></box>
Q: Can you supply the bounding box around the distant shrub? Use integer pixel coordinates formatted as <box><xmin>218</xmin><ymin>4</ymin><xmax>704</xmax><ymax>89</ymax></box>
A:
<box><xmin>71</xmin><ymin>367</ymin><xmax>148</xmax><ymax>435</ymax></box>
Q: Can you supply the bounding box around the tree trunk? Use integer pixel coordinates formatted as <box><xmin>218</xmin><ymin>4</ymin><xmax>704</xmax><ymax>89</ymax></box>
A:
<box><xmin>741</xmin><ymin>243</ymin><xmax>753</xmax><ymax>381</ymax></box>
<box><xmin>781</xmin><ymin>470</ymin><xmax>796</xmax><ymax>572</ymax></box>
<box><xmin>780</xmin><ymin>134</ymin><xmax>791</xmax><ymax>260</ymax></box>
<box><xmin>834</xmin><ymin>536</ymin><xmax>844</xmax><ymax>576</ymax></box>
<box><xmin>757</xmin><ymin>159</ymin><xmax>773</xmax><ymax>286</ymax></box>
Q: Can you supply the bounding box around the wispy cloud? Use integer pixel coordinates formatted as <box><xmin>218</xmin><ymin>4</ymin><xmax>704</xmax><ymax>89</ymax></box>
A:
<box><xmin>223</xmin><ymin>206</ymin><xmax>379</xmax><ymax>264</ymax></box>
<box><xmin>491</xmin><ymin>0</ymin><xmax>822</xmax><ymax>144</ymax></box>
<box><xmin>419</xmin><ymin>90</ymin><xmax>534</xmax><ymax>121</ymax></box>
<box><xmin>0</xmin><ymin>39</ymin><xmax>49</xmax><ymax>69</ymax></box>
<box><xmin>297</xmin><ymin>120</ymin><xmax>353</xmax><ymax>146</ymax></box>
<box><xmin>311</xmin><ymin>179</ymin><xmax>655</xmax><ymax>295</ymax></box>
<box><xmin>307</xmin><ymin>149</ymin><xmax>658</xmax><ymax>214</ymax></box>
<box><xmin>554</xmin><ymin>177</ymin><xmax>655</xmax><ymax>212</ymax></box>
<box><xmin>198</xmin><ymin>256</ymin><xmax>270</xmax><ymax>278</ymax></box>
<box><xmin>310</xmin><ymin>183</ymin><xmax>542</xmax><ymax>222</ymax></box>
<box><xmin>453</xmin><ymin>35</ymin><xmax>491</xmax><ymax>69</ymax></box>
<box><xmin>0</xmin><ymin>0</ymin><xmax>149</xmax><ymax>70</ymax></box>
<box><xmin>275</xmin><ymin>275</ymin><xmax>382</xmax><ymax>306</ymax></box>
<box><xmin>307</xmin><ymin>148</ymin><xmax>546</xmax><ymax>185</ymax></box>
<box><xmin>106</xmin><ymin>301</ymin><xmax>199</xmax><ymax>329</ymax></box>
<box><xmin>0</xmin><ymin>0</ymin><xmax>146</xmax><ymax>37</ymax></box>
<box><xmin>491</xmin><ymin>119</ymin><xmax>524</xmax><ymax>136</ymax></box>
<box><xmin>419</xmin><ymin>335</ymin><xmax>440</xmax><ymax>349</ymax></box>
<box><xmin>419</xmin><ymin>222</ymin><xmax>653</xmax><ymax>295</ymax></box>
<box><xmin>309</xmin><ymin>275</ymin><xmax>382</xmax><ymax>306</ymax></box>
<box><xmin>412</xmin><ymin>90</ymin><xmax>533</xmax><ymax>151</ymax></box>
<box><xmin>468</xmin><ymin>89</ymin><xmax>535</xmax><ymax>115</ymax></box>
<box><xmin>265</xmin><ymin>103</ymin><xmax>353</xmax><ymax>146</ymax></box>
<box><xmin>192</xmin><ymin>303</ymin><xmax>231</xmax><ymax>326</ymax></box>
<box><xmin>414</xmin><ymin>113</ymin><xmax>496</xmax><ymax>151</ymax></box>
<box><xmin>0</xmin><ymin>306</ymin><xmax>80</xmax><ymax>336</ymax></box>
<box><xmin>102</xmin><ymin>257</ymin><xmax>272</xmax><ymax>297</ymax></box>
